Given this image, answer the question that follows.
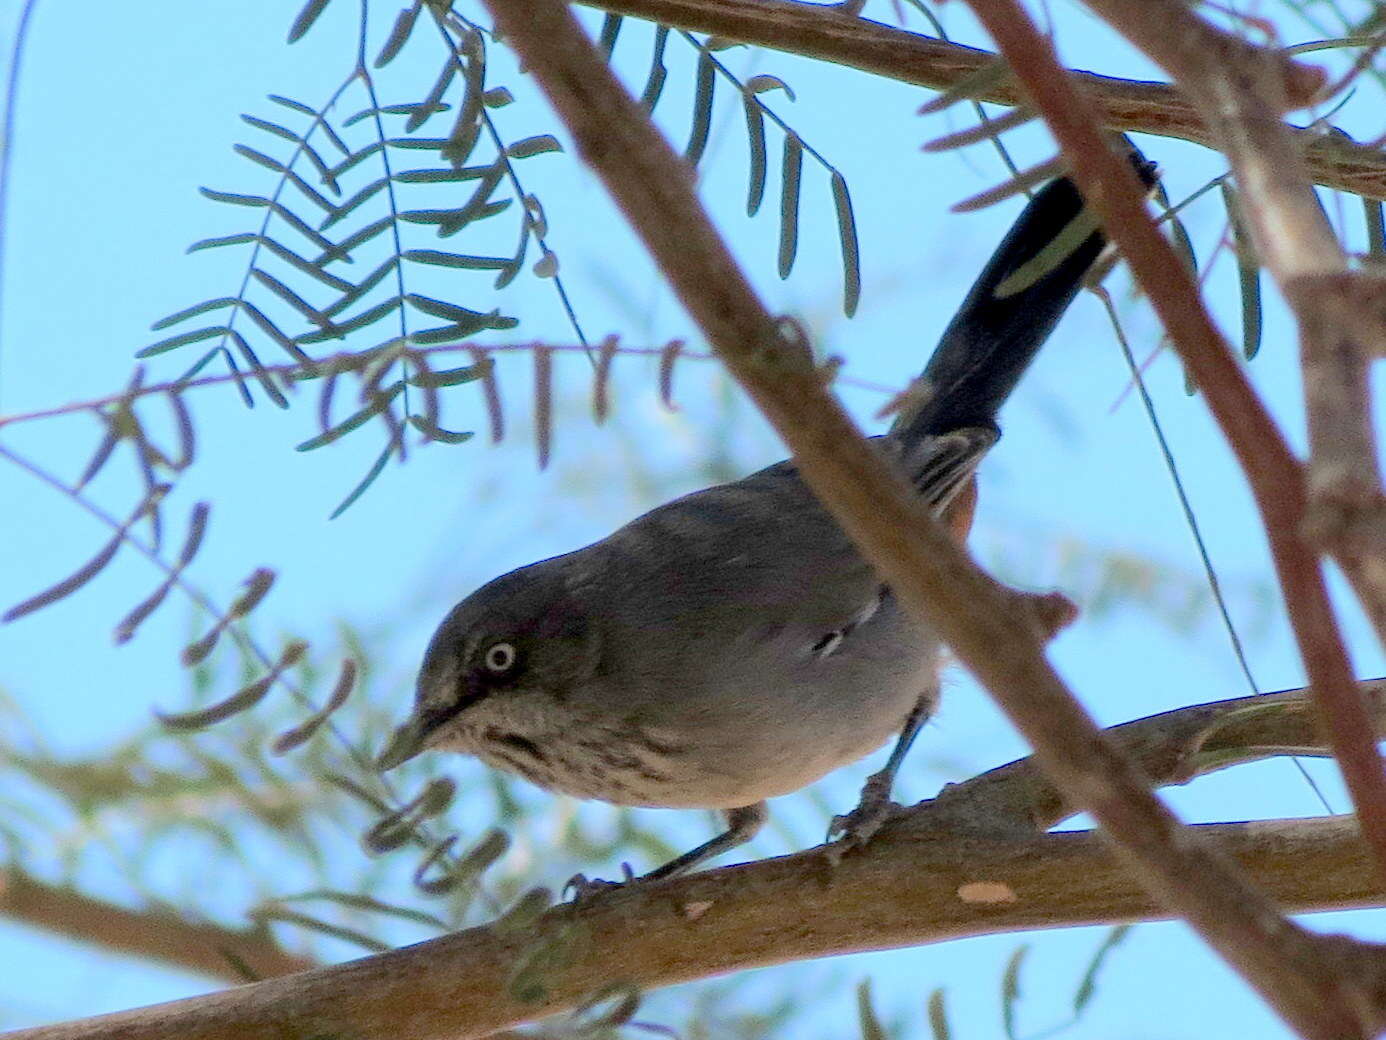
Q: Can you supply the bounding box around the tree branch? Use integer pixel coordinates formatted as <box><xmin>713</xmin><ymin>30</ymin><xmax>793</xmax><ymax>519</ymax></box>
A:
<box><xmin>10</xmin><ymin>681</ymin><xmax>1385</xmax><ymax>1039</ymax></box>
<box><xmin>945</xmin><ymin>680</ymin><xmax>1386</xmax><ymax>831</ymax></box>
<box><xmin>0</xmin><ymin>868</ymin><xmax>315</xmax><ymax>984</ymax></box>
<box><xmin>947</xmin><ymin>1</ymin><xmax>1386</xmax><ymax>1031</ymax></box>
<box><xmin>464</xmin><ymin>1</ymin><xmax>1382</xmax><ymax>1037</ymax></box>
<box><xmin>1073</xmin><ymin>0</ymin><xmax>1386</xmax><ymax>764</ymax></box>
<box><xmin>574</xmin><ymin>0</ymin><xmax>1386</xmax><ymax>201</ymax></box>
<box><xmin>12</xmin><ymin>822</ymin><xmax>1380</xmax><ymax>1040</ymax></box>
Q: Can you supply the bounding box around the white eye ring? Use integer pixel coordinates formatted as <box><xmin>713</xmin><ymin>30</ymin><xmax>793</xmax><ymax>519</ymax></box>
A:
<box><xmin>483</xmin><ymin>642</ymin><xmax>518</xmax><ymax>674</ymax></box>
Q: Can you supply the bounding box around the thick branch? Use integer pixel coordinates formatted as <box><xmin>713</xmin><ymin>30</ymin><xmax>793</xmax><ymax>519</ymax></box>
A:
<box><xmin>471</xmin><ymin>2</ymin><xmax>1382</xmax><ymax>1038</ymax></box>
<box><xmin>0</xmin><ymin>869</ymin><xmax>315</xmax><ymax>983</ymax></box>
<box><xmin>12</xmin><ymin>686</ymin><xmax>1385</xmax><ymax>1039</ymax></box>
<box><xmin>8</xmin><ymin>818</ymin><xmax>1379</xmax><ymax>1040</ymax></box>
<box><xmin>575</xmin><ymin>0</ymin><xmax>1386</xmax><ymax>200</ymax></box>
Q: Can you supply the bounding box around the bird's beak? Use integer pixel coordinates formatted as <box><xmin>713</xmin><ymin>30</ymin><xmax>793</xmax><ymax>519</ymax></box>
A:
<box><xmin>376</xmin><ymin>715</ymin><xmax>431</xmax><ymax>772</ymax></box>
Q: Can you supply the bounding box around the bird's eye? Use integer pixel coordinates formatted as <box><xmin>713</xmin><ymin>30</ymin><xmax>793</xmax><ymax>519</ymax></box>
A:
<box><xmin>483</xmin><ymin>642</ymin><xmax>518</xmax><ymax>674</ymax></box>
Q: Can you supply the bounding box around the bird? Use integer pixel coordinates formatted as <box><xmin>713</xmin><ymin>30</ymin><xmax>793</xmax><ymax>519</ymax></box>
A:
<box><xmin>379</xmin><ymin>153</ymin><xmax>1153</xmax><ymax>885</ymax></box>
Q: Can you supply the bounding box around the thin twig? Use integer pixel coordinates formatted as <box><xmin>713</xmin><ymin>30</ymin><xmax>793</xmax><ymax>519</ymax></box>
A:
<box><xmin>0</xmin><ymin>342</ymin><xmax>895</xmax><ymax>432</ymax></box>
<box><xmin>939</xmin><ymin>680</ymin><xmax>1386</xmax><ymax>831</ymax></box>
<box><xmin>575</xmin><ymin>0</ymin><xmax>1386</xmax><ymax>201</ymax></box>
<box><xmin>0</xmin><ymin>0</ymin><xmax>42</xmax><ymax>408</ymax></box>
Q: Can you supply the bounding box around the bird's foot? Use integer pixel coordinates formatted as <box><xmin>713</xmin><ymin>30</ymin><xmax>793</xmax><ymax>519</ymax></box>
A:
<box><xmin>563</xmin><ymin>862</ymin><xmax>637</xmax><ymax>903</ymax></box>
<box><xmin>824</xmin><ymin>769</ymin><xmax>902</xmax><ymax>865</ymax></box>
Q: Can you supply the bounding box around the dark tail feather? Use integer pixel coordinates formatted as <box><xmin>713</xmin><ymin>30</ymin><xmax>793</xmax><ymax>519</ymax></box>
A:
<box><xmin>890</xmin><ymin>150</ymin><xmax>1156</xmax><ymax>446</ymax></box>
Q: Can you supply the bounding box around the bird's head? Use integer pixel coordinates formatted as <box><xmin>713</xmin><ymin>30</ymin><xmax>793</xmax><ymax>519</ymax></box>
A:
<box><xmin>376</xmin><ymin>556</ymin><xmax>600</xmax><ymax>771</ymax></box>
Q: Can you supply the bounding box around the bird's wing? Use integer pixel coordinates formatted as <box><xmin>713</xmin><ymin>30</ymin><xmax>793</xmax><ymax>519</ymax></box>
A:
<box><xmin>576</xmin><ymin>430</ymin><xmax>989</xmax><ymax>643</ymax></box>
<box><xmin>569</xmin><ymin>459</ymin><xmax>866</xmax><ymax>637</ymax></box>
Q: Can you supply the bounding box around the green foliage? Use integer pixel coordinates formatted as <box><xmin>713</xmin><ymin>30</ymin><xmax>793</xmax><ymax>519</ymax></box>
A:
<box><xmin>601</xmin><ymin>21</ymin><xmax>863</xmax><ymax>316</ymax></box>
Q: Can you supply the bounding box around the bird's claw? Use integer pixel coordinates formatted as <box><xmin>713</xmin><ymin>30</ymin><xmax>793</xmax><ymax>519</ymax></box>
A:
<box><xmin>563</xmin><ymin>862</ymin><xmax>637</xmax><ymax>902</ymax></box>
<box><xmin>824</xmin><ymin>770</ymin><xmax>901</xmax><ymax>865</ymax></box>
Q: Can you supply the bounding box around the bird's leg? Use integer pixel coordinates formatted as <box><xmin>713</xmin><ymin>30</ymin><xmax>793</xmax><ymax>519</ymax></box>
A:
<box><xmin>825</xmin><ymin>588</ymin><xmax>1078</xmax><ymax>864</ymax></box>
<box><xmin>825</xmin><ymin>695</ymin><xmax>932</xmax><ymax>861</ymax></box>
<box><xmin>646</xmin><ymin>802</ymin><xmax>768</xmax><ymax>880</ymax></box>
<box><xmin>565</xmin><ymin>803</ymin><xmax>768</xmax><ymax>901</ymax></box>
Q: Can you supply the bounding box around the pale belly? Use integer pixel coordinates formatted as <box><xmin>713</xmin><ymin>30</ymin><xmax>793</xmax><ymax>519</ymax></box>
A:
<box><xmin>454</xmin><ymin>603</ymin><xmax>941</xmax><ymax>809</ymax></box>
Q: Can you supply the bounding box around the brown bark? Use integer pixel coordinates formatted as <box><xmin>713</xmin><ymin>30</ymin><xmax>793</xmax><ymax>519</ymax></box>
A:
<box><xmin>576</xmin><ymin>0</ymin><xmax>1386</xmax><ymax>200</ymax></box>
<box><xmin>10</xmin><ymin>686</ymin><xmax>1386</xmax><ymax>1040</ymax></box>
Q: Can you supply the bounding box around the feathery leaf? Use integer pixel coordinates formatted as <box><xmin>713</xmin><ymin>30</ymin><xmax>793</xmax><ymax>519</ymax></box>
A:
<box><xmin>778</xmin><ymin>134</ymin><xmax>803</xmax><ymax>278</ymax></box>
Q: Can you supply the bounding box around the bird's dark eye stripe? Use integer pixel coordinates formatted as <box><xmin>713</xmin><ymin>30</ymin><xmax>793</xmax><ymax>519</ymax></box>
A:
<box><xmin>486</xmin><ymin>728</ymin><xmax>548</xmax><ymax>764</ymax></box>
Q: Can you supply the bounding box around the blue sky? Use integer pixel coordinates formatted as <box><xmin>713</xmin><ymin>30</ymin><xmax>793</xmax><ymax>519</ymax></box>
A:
<box><xmin>2</xmin><ymin>0</ymin><xmax>1384</xmax><ymax>1037</ymax></box>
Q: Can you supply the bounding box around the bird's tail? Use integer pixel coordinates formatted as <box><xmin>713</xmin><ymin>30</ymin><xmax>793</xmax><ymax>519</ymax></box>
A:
<box><xmin>889</xmin><ymin>148</ymin><xmax>1156</xmax><ymax>448</ymax></box>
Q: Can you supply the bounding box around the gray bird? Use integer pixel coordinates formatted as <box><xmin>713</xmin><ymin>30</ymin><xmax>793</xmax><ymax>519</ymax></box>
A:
<box><xmin>379</xmin><ymin>161</ymin><xmax>1150</xmax><ymax>883</ymax></box>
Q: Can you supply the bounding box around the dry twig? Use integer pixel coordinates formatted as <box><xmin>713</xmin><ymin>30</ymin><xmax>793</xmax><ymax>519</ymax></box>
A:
<box><xmin>576</xmin><ymin>0</ymin><xmax>1386</xmax><ymax>200</ymax></box>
